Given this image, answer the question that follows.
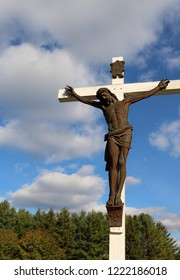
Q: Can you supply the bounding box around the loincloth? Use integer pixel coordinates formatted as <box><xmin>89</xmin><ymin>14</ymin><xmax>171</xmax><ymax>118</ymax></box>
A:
<box><xmin>104</xmin><ymin>125</ymin><xmax>133</xmax><ymax>171</ymax></box>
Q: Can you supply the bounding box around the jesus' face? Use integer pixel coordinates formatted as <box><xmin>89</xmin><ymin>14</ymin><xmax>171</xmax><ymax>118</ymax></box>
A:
<box><xmin>97</xmin><ymin>89</ymin><xmax>113</xmax><ymax>106</ymax></box>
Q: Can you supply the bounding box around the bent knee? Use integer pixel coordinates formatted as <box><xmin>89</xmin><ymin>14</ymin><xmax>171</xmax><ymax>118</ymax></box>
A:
<box><xmin>119</xmin><ymin>157</ymin><xmax>126</xmax><ymax>169</ymax></box>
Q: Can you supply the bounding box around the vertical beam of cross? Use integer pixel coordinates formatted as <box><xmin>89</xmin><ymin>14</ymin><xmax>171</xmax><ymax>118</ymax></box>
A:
<box><xmin>108</xmin><ymin>57</ymin><xmax>125</xmax><ymax>260</ymax></box>
<box><xmin>58</xmin><ymin>56</ymin><xmax>180</xmax><ymax>260</ymax></box>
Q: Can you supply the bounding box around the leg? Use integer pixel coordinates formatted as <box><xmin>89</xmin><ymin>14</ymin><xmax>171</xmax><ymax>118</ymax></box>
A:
<box><xmin>114</xmin><ymin>147</ymin><xmax>129</xmax><ymax>205</ymax></box>
<box><xmin>106</xmin><ymin>140</ymin><xmax>119</xmax><ymax>206</ymax></box>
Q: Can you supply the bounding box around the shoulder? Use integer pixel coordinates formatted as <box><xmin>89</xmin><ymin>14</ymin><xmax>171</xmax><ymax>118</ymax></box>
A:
<box><xmin>114</xmin><ymin>99</ymin><xmax>125</xmax><ymax>106</ymax></box>
<box><xmin>122</xmin><ymin>97</ymin><xmax>131</xmax><ymax>105</ymax></box>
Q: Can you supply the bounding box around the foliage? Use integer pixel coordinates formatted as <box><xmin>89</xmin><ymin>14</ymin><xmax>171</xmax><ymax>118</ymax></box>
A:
<box><xmin>126</xmin><ymin>213</ymin><xmax>179</xmax><ymax>260</ymax></box>
<box><xmin>71</xmin><ymin>211</ymin><xmax>109</xmax><ymax>259</ymax></box>
<box><xmin>0</xmin><ymin>201</ymin><xmax>179</xmax><ymax>260</ymax></box>
<box><xmin>15</xmin><ymin>209</ymin><xmax>37</xmax><ymax>237</ymax></box>
<box><xmin>19</xmin><ymin>229</ymin><xmax>66</xmax><ymax>260</ymax></box>
<box><xmin>55</xmin><ymin>208</ymin><xmax>76</xmax><ymax>258</ymax></box>
<box><xmin>0</xmin><ymin>228</ymin><xmax>21</xmax><ymax>259</ymax></box>
<box><xmin>0</xmin><ymin>201</ymin><xmax>17</xmax><ymax>230</ymax></box>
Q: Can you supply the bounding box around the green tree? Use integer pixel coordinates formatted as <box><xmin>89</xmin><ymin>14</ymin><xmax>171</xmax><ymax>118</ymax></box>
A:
<box><xmin>36</xmin><ymin>208</ymin><xmax>57</xmax><ymax>231</ymax></box>
<box><xmin>154</xmin><ymin>221</ymin><xmax>179</xmax><ymax>259</ymax></box>
<box><xmin>126</xmin><ymin>215</ymin><xmax>143</xmax><ymax>259</ymax></box>
<box><xmin>34</xmin><ymin>209</ymin><xmax>45</xmax><ymax>227</ymax></box>
<box><xmin>0</xmin><ymin>201</ymin><xmax>179</xmax><ymax>260</ymax></box>
<box><xmin>72</xmin><ymin>211</ymin><xmax>109</xmax><ymax>259</ymax></box>
<box><xmin>0</xmin><ymin>201</ymin><xmax>16</xmax><ymax>230</ymax></box>
<box><xmin>15</xmin><ymin>209</ymin><xmax>37</xmax><ymax>237</ymax></box>
<box><xmin>19</xmin><ymin>229</ymin><xmax>66</xmax><ymax>259</ymax></box>
<box><xmin>85</xmin><ymin>211</ymin><xmax>109</xmax><ymax>259</ymax></box>
<box><xmin>0</xmin><ymin>228</ymin><xmax>21</xmax><ymax>259</ymax></box>
<box><xmin>126</xmin><ymin>213</ymin><xmax>179</xmax><ymax>260</ymax></box>
<box><xmin>175</xmin><ymin>247</ymin><xmax>180</xmax><ymax>260</ymax></box>
<box><xmin>55</xmin><ymin>208</ymin><xmax>76</xmax><ymax>258</ymax></box>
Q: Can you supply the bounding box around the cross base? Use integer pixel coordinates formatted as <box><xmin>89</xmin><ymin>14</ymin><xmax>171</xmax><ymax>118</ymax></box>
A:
<box><xmin>106</xmin><ymin>204</ymin><xmax>124</xmax><ymax>227</ymax></box>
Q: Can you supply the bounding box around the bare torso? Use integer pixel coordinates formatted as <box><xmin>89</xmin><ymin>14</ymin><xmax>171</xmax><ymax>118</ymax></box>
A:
<box><xmin>102</xmin><ymin>100</ymin><xmax>130</xmax><ymax>133</ymax></box>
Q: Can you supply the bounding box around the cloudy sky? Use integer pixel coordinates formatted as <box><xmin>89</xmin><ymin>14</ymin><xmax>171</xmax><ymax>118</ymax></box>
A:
<box><xmin>0</xmin><ymin>0</ymin><xmax>179</xmax><ymax>245</ymax></box>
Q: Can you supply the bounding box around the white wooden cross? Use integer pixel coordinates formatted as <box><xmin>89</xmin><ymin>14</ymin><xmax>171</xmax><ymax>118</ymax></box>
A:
<box><xmin>58</xmin><ymin>56</ymin><xmax>180</xmax><ymax>260</ymax></box>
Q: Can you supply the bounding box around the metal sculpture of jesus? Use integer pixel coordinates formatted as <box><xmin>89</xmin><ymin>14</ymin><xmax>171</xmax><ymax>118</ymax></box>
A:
<box><xmin>65</xmin><ymin>79</ymin><xmax>169</xmax><ymax>207</ymax></box>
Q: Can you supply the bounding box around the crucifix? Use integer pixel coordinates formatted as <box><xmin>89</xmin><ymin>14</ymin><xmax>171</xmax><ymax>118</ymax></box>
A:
<box><xmin>58</xmin><ymin>56</ymin><xmax>180</xmax><ymax>260</ymax></box>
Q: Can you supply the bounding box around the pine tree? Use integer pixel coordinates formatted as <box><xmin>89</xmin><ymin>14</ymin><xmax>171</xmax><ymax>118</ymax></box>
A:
<box><xmin>15</xmin><ymin>209</ymin><xmax>37</xmax><ymax>237</ymax></box>
<box><xmin>54</xmin><ymin>208</ymin><xmax>76</xmax><ymax>258</ymax></box>
<box><xmin>126</xmin><ymin>213</ymin><xmax>179</xmax><ymax>260</ymax></box>
<box><xmin>0</xmin><ymin>201</ymin><xmax>16</xmax><ymax>230</ymax></box>
<box><xmin>0</xmin><ymin>201</ymin><xmax>179</xmax><ymax>260</ymax></box>
<box><xmin>72</xmin><ymin>211</ymin><xmax>109</xmax><ymax>259</ymax></box>
<box><xmin>126</xmin><ymin>215</ymin><xmax>143</xmax><ymax>259</ymax></box>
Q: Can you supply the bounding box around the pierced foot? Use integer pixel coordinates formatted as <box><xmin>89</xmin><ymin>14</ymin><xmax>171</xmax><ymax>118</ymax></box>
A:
<box><xmin>114</xmin><ymin>195</ymin><xmax>123</xmax><ymax>206</ymax></box>
<box><xmin>106</xmin><ymin>196</ymin><xmax>115</xmax><ymax>206</ymax></box>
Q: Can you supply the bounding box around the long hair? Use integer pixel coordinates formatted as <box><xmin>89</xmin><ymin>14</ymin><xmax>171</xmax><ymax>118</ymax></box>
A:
<box><xmin>96</xmin><ymin>87</ymin><xmax>118</xmax><ymax>100</ymax></box>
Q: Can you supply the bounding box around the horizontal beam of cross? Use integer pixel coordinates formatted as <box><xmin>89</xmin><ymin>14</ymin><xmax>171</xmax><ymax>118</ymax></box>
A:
<box><xmin>58</xmin><ymin>79</ymin><xmax>180</xmax><ymax>102</ymax></box>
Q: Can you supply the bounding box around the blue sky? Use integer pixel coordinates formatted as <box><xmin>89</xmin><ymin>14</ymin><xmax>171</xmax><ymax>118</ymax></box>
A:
<box><xmin>0</xmin><ymin>0</ymin><xmax>179</xmax><ymax>245</ymax></box>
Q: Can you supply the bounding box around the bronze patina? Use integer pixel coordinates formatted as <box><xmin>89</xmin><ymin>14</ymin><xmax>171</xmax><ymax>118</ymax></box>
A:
<box><xmin>65</xmin><ymin>69</ymin><xmax>169</xmax><ymax>208</ymax></box>
<box><xmin>110</xmin><ymin>60</ymin><xmax>125</xmax><ymax>79</ymax></box>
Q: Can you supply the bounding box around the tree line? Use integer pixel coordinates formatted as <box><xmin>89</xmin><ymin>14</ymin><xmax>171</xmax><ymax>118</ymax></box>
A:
<box><xmin>0</xmin><ymin>201</ymin><xmax>179</xmax><ymax>260</ymax></box>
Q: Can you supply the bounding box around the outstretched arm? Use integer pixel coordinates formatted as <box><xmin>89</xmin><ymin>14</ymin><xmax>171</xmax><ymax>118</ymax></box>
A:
<box><xmin>127</xmin><ymin>79</ymin><xmax>170</xmax><ymax>105</ymax></box>
<box><xmin>65</xmin><ymin>86</ymin><xmax>101</xmax><ymax>109</ymax></box>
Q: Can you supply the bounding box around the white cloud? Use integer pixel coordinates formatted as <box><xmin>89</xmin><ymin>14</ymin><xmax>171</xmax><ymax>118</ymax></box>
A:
<box><xmin>76</xmin><ymin>165</ymin><xmax>95</xmax><ymax>176</ymax></box>
<box><xmin>126</xmin><ymin>206</ymin><xmax>180</xmax><ymax>233</ymax></box>
<box><xmin>126</xmin><ymin>206</ymin><xmax>165</xmax><ymax>216</ymax></box>
<box><xmin>0</xmin><ymin>0</ymin><xmax>179</xmax><ymax>63</ymax></box>
<box><xmin>149</xmin><ymin>134</ymin><xmax>169</xmax><ymax>151</ymax></box>
<box><xmin>9</xmin><ymin>168</ymin><xmax>180</xmax><ymax>234</ymax></box>
<box><xmin>0</xmin><ymin>0</ymin><xmax>179</xmax><ymax>163</ymax></box>
<box><xmin>0</xmin><ymin>119</ymin><xmax>104</xmax><ymax>163</ymax></box>
<box><xmin>0</xmin><ymin>44</ymin><xmax>106</xmax><ymax>162</ymax></box>
<box><xmin>139</xmin><ymin>70</ymin><xmax>157</xmax><ymax>82</ymax></box>
<box><xmin>0</xmin><ymin>44</ymin><xmax>97</xmax><ymax>121</ymax></box>
<box><xmin>0</xmin><ymin>1</ymin><xmax>179</xmax><ymax>228</ymax></box>
<box><xmin>149</xmin><ymin>120</ymin><xmax>180</xmax><ymax>157</ymax></box>
<box><xmin>166</xmin><ymin>55</ymin><xmax>180</xmax><ymax>71</ymax></box>
<box><xmin>9</xmin><ymin>165</ymin><xmax>106</xmax><ymax>212</ymax></box>
<box><xmin>126</xmin><ymin>176</ymin><xmax>141</xmax><ymax>187</ymax></box>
